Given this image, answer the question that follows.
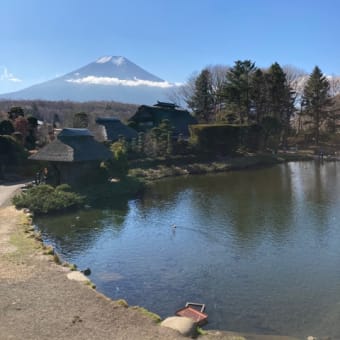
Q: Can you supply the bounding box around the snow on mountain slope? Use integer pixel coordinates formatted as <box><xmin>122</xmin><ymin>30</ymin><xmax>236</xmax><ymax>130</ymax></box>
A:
<box><xmin>0</xmin><ymin>56</ymin><xmax>178</xmax><ymax>104</ymax></box>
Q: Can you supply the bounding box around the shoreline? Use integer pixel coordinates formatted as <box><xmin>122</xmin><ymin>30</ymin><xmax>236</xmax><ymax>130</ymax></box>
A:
<box><xmin>0</xmin><ymin>157</ymin><xmax>316</xmax><ymax>339</ymax></box>
<box><xmin>129</xmin><ymin>152</ymin><xmax>314</xmax><ymax>183</ymax></box>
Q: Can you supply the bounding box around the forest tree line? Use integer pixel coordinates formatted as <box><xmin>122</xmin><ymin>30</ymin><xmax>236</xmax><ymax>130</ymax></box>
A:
<box><xmin>170</xmin><ymin>60</ymin><xmax>340</xmax><ymax>146</ymax></box>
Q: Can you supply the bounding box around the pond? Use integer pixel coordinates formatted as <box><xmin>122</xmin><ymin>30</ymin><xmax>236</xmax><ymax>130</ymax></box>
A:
<box><xmin>35</xmin><ymin>161</ymin><xmax>340</xmax><ymax>338</ymax></box>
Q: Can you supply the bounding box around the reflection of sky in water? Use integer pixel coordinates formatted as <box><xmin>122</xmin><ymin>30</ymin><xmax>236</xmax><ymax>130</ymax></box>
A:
<box><xmin>35</xmin><ymin>162</ymin><xmax>340</xmax><ymax>338</ymax></box>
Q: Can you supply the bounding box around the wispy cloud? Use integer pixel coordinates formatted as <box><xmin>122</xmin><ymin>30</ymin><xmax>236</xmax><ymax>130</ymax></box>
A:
<box><xmin>0</xmin><ymin>67</ymin><xmax>22</xmax><ymax>82</ymax></box>
<box><xmin>66</xmin><ymin>76</ymin><xmax>179</xmax><ymax>88</ymax></box>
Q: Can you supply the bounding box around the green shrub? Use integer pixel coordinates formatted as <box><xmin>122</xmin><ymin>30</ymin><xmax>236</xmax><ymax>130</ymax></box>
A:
<box><xmin>12</xmin><ymin>184</ymin><xmax>85</xmax><ymax>214</ymax></box>
<box><xmin>56</xmin><ymin>184</ymin><xmax>72</xmax><ymax>192</ymax></box>
<box><xmin>102</xmin><ymin>141</ymin><xmax>128</xmax><ymax>179</ymax></box>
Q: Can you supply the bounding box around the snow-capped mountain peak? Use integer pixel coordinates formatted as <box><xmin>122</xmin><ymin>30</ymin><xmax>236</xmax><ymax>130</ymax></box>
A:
<box><xmin>0</xmin><ymin>56</ymin><xmax>178</xmax><ymax>104</ymax></box>
<box><xmin>112</xmin><ymin>56</ymin><xmax>125</xmax><ymax>66</ymax></box>
<box><xmin>96</xmin><ymin>56</ymin><xmax>126</xmax><ymax>66</ymax></box>
<box><xmin>96</xmin><ymin>56</ymin><xmax>113</xmax><ymax>64</ymax></box>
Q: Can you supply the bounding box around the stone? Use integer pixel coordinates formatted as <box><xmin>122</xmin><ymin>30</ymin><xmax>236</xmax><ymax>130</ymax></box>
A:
<box><xmin>161</xmin><ymin>316</ymin><xmax>197</xmax><ymax>337</ymax></box>
<box><xmin>67</xmin><ymin>271</ymin><xmax>88</xmax><ymax>282</ymax></box>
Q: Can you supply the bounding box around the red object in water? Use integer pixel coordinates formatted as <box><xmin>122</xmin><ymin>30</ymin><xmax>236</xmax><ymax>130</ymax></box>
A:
<box><xmin>175</xmin><ymin>302</ymin><xmax>208</xmax><ymax>325</ymax></box>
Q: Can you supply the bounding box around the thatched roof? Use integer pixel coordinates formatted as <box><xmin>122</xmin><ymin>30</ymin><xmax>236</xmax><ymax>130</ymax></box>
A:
<box><xmin>129</xmin><ymin>101</ymin><xmax>197</xmax><ymax>137</ymax></box>
<box><xmin>30</xmin><ymin>128</ymin><xmax>112</xmax><ymax>162</ymax></box>
<box><xmin>96</xmin><ymin>117</ymin><xmax>138</xmax><ymax>141</ymax></box>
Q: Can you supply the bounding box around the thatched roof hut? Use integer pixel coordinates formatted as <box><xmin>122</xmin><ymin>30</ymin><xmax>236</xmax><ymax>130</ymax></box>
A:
<box><xmin>95</xmin><ymin>117</ymin><xmax>138</xmax><ymax>142</ymax></box>
<box><xmin>30</xmin><ymin>128</ymin><xmax>112</xmax><ymax>162</ymax></box>
<box><xmin>129</xmin><ymin>101</ymin><xmax>197</xmax><ymax>138</ymax></box>
<box><xmin>29</xmin><ymin>128</ymin><xmax>112</xmax><ymax>186</ymax></box>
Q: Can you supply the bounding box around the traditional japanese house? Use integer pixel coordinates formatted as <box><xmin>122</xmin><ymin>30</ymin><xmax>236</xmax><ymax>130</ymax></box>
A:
<box><xmin>95</xmin><ymin>117</ymin><xmax>138</xmax><ymax>142</ymax></box>
<box><xmin>128</xmin><ymin>101</ymin><xmax>197</xmax><ymax>138</ymax></box>
<box><xmin>29</xmin><ymin>128</ymin><xmax>112</xmax><ymax>186</ymax></box>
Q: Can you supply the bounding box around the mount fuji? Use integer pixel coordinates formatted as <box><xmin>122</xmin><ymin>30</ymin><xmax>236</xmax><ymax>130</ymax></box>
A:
<box><xmin>0</xmin><ymin>56</ymin><xmax>178</xmax><ymax>104</ymax></box>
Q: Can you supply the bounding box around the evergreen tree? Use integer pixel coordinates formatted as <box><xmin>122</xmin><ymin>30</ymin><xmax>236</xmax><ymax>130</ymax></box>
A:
<box><xmin>303</xmin><ymin>66</ymin><xmax>330</xmax><ymax>145</ymax></box>
<box><xmin>250</xmin><ymin>69</ymin><xmax>267</xmax><ymax>123</ymax></box>
<box><xmin>221</xmin><ymin>60</ymin><xmax>256</xmax><ymax>124</ymax></box>
<box><xmin>265</xmin><ymin>62</ymin><xmax>293</xmax><ymax>145</ymax></box>
<box><xmin>187</xmin><ymin>68</ymin><xmax>214</xmax><ymax>122</ymax></box>
<box><xmin>265</xmin><ymin>63</ymin><xmax>290</xmax><ymax>120</ymax></box>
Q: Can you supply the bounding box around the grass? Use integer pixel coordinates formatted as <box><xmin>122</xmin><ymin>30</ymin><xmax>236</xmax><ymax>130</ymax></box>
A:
<box><xmin>131</xmin><ymin>306</ymin><xmax>161</xmax><ymax>323</ymax></box>
<box><xmin>116</xmin><ymin>299</ymin><xmax>129</xmax><ymax>308</ymax></box>
<box><xmin>84</xmin><ymin>280</ymin><xmax>96</xmax><ymax>289</ymax></box>
<box><xmin>62</xmin><ymin>262</ymin><xmax>77</xmax><ymax>271</ymax></box>
<box><xmin>53</xmin><ymin>253</ymin><xmax>61</xmax><ymax>265</ymax></box>
<box><xmin>196</xmin><ymin>326</ymin><xmax>207</xmax><ymax>335</ymax></box>
<box><xmin>42</xmin><ymin>245</ymin><xmax>54</xmax><ymax>255</ymax></box>
<box><xmin>129</xmin><ymin>151</ymin><xmax>316</xmax><ymax>183</ymax></box>
<box><xmin>1</xmin><ymin>213</ymin><xmax>41</xmax><ymax>265</ymax></box>
<box><xmin>8</xmin><ymin>228</ymin><xmax>38</xmax><ymax>259</ymax></box>
<box><xmin>129</xmin><ymin>154</ymin><xmax>276</xmax><ymax>182</ymax></box>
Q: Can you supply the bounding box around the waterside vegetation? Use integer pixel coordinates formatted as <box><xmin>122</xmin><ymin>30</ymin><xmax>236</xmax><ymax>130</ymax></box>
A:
<box><xmin>12</xmin><ymin>184</ymin><xmax>85</xmax><ymax>214</ymax></box>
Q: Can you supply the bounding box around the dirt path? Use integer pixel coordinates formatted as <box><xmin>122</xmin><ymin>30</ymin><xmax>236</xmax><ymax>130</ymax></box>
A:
<box><xmin>0</xmin><ymin>184</ymin><xmax>302</xmax><ymax>340</ymax></box>
<box><xmin>0</xmin><ymin>181</ymin><xmax>28</xmax><ymax>207</ymax></box>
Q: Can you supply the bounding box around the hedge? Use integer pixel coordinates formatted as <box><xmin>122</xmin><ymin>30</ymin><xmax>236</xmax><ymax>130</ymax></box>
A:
<box><xmin>189</xmin><ymin>123</ymin><xmax>262</xmax><ymax>154</ymax></box>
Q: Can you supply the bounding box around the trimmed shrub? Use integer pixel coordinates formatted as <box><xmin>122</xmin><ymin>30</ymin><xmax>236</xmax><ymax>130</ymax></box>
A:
<box><xmin>190</xmin><ymin>123</ymin><xmax>263</xmax><ymax>155</ymax></box>
<box><xmin>12</xmin><ymin>184</ymin><xmax>85</xmax><ymax>214</ymax></box>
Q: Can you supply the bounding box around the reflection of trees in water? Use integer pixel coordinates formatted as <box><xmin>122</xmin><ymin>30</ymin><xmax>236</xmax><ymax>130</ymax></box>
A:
<box><xmin>203</xmin><ymin>165</ymin><xmax>295</xmax><ymax>245</ymax></box>
<box><xmin>296</xmin><ymin>161</ymin><xmax>340</xmax><ymax>236</ymax></box>
<box><xmin>35</xmin><ymin>202</ymin><xmax>129</xmax><ymax>256</ymax></box>
<box><xmin>137</xmin><ymin>167</ymin><xmax>297</xmax><ymax>246</ymax></box>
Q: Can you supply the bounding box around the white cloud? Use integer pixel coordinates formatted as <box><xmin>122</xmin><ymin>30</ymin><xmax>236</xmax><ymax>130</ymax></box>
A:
<box><xmin>66</xmin><ymin>76</ymin><xmax>180</xmax><ymax>88</ymax></box>
<box><xmin>0</xmin><ymin>67</ymin><xmax>22</xmax><ymax>82</ymax></box>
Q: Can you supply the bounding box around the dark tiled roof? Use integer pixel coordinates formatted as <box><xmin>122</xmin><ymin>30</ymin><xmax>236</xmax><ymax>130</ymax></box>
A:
<box><xmin>129</xmin><ymin>102</ymin><xmax>197</xmax><ymax>137</ymax></box>
<box><xmin>96</xmin><ymin>117</ymin><xmax>120</xmax><ymax>123</ymax></box>
<box><xmin>58</xmin><ymin>128</ymin><xmax>93</xmax><ymax>137</ymax></box>
<box><xmin>96</xmin><ymin>117</ymin><xmax>138</xmax><ymax>141</ymax></box>
<box><xmin>29</xmin><ymin>128</ymin><xmax>112</xmax><ymax>162</ymax></box>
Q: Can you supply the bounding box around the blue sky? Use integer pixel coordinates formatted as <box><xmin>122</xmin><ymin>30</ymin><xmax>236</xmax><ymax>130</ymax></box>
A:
<box><xmin>1</xmin><ymin>0</ymin><xmax>339</xmax><ymax>94</ymax></box>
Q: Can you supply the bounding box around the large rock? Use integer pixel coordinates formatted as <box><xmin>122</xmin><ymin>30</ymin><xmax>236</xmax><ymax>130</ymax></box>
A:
<box><xmin>67</xmin><ymin>271</ymin><xmax>88</xmax><ymax>282</ymax></box>
<box><xmin>161</xmin><ymin>316</ymin><xmax>197</xmax><ymax>337</ymax></box>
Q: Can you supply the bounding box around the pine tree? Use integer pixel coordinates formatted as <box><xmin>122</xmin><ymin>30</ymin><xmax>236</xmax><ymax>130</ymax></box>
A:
<box><xmin>187</xmin><ymin>69</ymin><xmax>214</xmax><ymax>122</ymax></box>
<box><xmin>250</xmin><ymin>69</ymin><xmax>267</xmax><ymax>123</ymax></box>
<box><xmin>221</xmin><ymin>60</ymin><xmax>256</xmax><ymax>124</ymax></box>
<box><xmin>303</xmin><ymin>66</ymin><xmax>330</xmax><ymax>145</ymax></box>
<box><xmin>265</xmin><ymin>63</ymin><xmax>290</xmax><ymax>121</ymax></box>
<box><xmin>265</xmin><ymin>62</ymin><xmax>293</xmax><ymax>145</ymax></box>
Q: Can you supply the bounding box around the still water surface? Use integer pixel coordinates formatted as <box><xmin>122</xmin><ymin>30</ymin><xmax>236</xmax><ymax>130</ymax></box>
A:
<box><xmin>35</xmin><ymin>162</ymin><xmax>340</xmax><ymax>338</ymax></box>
